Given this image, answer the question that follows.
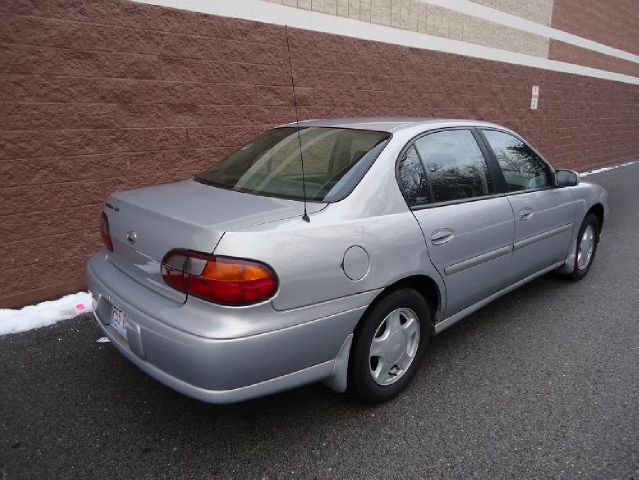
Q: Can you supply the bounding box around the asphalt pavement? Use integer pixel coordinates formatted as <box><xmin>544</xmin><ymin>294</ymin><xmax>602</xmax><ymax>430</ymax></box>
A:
<box><xmin>2</xmin><ymin>162</ymin><xmax>638</xmax><ymax>479</ymax></box>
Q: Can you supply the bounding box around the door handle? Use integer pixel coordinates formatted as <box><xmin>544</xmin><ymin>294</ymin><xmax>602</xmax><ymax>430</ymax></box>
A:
<box><xmin>519</xmin><ymin>208</ymin><xmax>533</xmax><ymax>221</ymax></box>
<box><xmin>431</xmin><ymin>228</ymin><xmax>454</xmax><ymax>245</ymax></box>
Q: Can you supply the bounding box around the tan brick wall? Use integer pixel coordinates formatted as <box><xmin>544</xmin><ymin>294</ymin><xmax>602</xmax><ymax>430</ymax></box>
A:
<box><xmin>472</xmin><ymin>0</ymin><xmax>554</xmax><ymax>26</ymax></box>
<box><xmin>266</xmin><ymin>0</ymin><xmax>551</xmax><ymax>57</ymax></box>
<box><xmin>1</xmin><ymin>0</ymin><xmax>639</xmax><ymax>307</ymax></box>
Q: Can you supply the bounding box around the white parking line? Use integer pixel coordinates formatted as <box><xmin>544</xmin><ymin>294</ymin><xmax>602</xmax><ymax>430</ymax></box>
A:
<box><xmin>580</xmin><ymin>160</ymin><xmax>638</xmax><ymax>177</ymax></box>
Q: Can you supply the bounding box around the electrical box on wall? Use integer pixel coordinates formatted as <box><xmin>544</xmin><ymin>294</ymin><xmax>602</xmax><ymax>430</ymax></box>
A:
<box><xmin>531</xmin><ymin>85</ymin><xmax>540</xmax><ymax>110</ymax></box>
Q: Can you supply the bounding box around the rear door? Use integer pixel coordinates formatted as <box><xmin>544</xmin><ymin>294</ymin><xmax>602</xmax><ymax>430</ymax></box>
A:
<box><xmin>479</xmin><ymin>129</ymin><xmax>577</xmax><ymax>281</ymax></box>
<box><xmin>397</xmin><ymin>129</ymin><xmax>515</xmax><ymax>317</ymax></box>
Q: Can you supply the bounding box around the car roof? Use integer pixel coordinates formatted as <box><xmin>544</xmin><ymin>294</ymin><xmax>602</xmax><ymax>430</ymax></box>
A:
<box><xmin>279</xmin><ymin>117</ymin><xmax>504</xmax><ymax>133</ymax></box>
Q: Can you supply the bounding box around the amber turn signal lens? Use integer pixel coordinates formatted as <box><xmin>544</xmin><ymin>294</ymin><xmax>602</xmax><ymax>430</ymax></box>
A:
<box><xmin>201</xmin><ymin>259</ymin><xmax>271</xmax><ymax>282</ymax></box>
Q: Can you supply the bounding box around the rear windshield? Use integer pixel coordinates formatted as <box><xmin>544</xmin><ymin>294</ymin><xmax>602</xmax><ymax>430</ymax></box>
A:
<box><xmin>196</xmin><ymin>127</ymin><xmax>391</xmax><ymax>202</ymax></box>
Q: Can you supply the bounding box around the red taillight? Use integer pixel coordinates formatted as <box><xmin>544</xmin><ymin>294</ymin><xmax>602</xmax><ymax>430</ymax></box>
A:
<box><xmin>99</xmin><ymin>212</ymin><xmax>113</xmax><ymax>252</ymax></box>
<box><xmin>161</xmin><ymin>249</ymin><xmax>278</xmax><ymax>305</ymax></box>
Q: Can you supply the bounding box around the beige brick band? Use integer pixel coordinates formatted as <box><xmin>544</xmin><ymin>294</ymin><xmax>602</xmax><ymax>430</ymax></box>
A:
<box><xmin>268</xmin><ymin>0</ymin><xmax>552</xmax><ymax>58</ymax></box>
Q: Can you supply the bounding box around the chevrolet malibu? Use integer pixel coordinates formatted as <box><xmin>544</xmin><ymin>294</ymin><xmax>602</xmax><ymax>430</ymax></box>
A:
<box><xmin>87</xmin><ymin>118</ymin><xmax>608</xmax><ymax>404</ymax></box>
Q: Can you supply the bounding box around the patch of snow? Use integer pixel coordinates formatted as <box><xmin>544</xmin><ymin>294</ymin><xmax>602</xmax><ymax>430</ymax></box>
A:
<box><xmin>0</xmin><ymin>292</ymin><xmax>93</xmax><ymax>336</ymax></box>
<box><xmin>581</xmin><ymin>160</ymin><xmax>637</xmax><ymax>177</ymax></box>
<box><xmin>96</xmin><ymin>336</ymin><xmax>110</xmax><ymax>343</ymax></box>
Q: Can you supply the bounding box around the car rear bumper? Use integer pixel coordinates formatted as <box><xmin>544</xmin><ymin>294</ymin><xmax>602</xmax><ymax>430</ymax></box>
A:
<box><xmin>86</xmin><ymin>252</ymin><xmax>377</xmax><ymax>404</ymax></box>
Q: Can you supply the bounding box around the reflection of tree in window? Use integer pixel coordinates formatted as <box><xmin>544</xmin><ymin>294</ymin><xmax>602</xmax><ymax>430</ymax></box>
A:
<box><xmin>416</xmin><ymin>130</ymin><xmax>494</xmax><ymax>202</ymax></box>
<box><xmin>397</xmin><ymin>146</ymin><xmax>430</xmax><ymax>206</ymax></box>
<box><xmin>483</xmin><ymin>130</ymin><xmax>548</xmax><ymax>191</ymax></box>
<box><xmin>495</xmin><ymin>143</ymin><xmax>539</xmax><ymax>174</ymax></box>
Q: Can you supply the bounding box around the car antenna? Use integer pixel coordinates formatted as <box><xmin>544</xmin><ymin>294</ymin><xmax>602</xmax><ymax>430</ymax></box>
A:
<box><xmin>284</xmin><ymin>25</ymin><xmax>310</xmax><ymax>223</ymax></box>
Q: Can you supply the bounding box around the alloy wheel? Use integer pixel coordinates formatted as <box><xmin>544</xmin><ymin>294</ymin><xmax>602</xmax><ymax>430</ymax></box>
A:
<box><xmin>368</xmin><ymin>308</ymin><xmax>420</xmax><ymax>386</ymax></box>
<box><xmin>577</xmin><ymin>224</ymin><xmax>595</xmax><ymax>271</ymax></box>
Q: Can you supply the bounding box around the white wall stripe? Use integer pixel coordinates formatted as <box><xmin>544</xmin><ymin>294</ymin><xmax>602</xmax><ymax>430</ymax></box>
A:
<box><xmin>425</xmin><ymin>0</ymin><xmax>639</xmax><ymax>65</ymax></box>
<box><xmin>133</xmin><ymin>0</ymin><xmax>639</xmax><ymax>85</ymax></box>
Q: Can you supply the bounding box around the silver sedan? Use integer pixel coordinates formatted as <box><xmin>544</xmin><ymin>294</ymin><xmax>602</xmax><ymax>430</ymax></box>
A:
<box><xmin>87</xmin><ymin>118</ymin><xmax>608</xmax><ymax>404</ymax></box>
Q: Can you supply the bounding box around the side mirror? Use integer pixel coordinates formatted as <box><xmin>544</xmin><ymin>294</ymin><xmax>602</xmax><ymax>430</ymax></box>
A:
<box><xmin>555</xmin><ymin>169</ymin><xmax>579</xmax><ymax>187</ymax></box>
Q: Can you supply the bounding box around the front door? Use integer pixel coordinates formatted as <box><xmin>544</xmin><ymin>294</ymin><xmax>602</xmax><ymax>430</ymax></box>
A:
<box><xmin>480</xmin><ymin>129</ymin><xmax>577</xmax><ymax>280</ymax></box>
<box><xmin>397</xmin><ymin>129</ymin><xmax>515</xmax><ymax>318</ymax></box>
<box><xmin>506</xmin><ymin>189</ymin><xmax>576</xmax><ymax>279</ymax></box>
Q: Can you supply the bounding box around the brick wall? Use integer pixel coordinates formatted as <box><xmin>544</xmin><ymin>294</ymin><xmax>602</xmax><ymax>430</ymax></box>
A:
<box><xmin>269</xmin><ymin>0</ymin><xmax>551</xmax><ymax>58</ymax></box>
<box><xmin>1</xmin><ymin>0</ymin><xmax>639</xmax><ymax>307</ymax></box>
<box><xmin>548</xmin><ymin>40</ymin><xmax>639</xmax><ymax>78</ymax></box>
<box><xmin>472</xmin><ymin>0</ymin><xmax>554</xmax><ymax>25</ymax></box>
<box><xmin>551</xmin><ymin>0</ymin><xmax>639</xmax><ymax>56</ymax></box>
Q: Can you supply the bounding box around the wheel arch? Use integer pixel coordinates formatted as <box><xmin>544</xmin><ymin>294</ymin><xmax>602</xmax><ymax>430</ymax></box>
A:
<box><xmin>336</xmin><ymin>275</ymin><xmax>441</xmax><ymax>398</ymax></box>
<box><xmin>354</xmin><ymin>275</ymin><xmax>442</xmax><ymax>338</ymax></box>
<box><xmin>588</xmin><ymin>203</ymin><xmax>604</xmax><ymax>233</ymax></box>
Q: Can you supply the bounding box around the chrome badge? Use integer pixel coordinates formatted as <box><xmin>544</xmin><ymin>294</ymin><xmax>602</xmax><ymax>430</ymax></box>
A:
<box><xmin>126</xmin><ymin>231</ymin><xmax>137</xmax><ymax>244</ymax></box>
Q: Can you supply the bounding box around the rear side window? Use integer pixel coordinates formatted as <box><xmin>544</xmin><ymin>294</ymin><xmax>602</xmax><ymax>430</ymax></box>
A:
<box><xmin>414</xmin><ymin>130</ymin><xmax>494</xmax><ymax>203</ymax></box>
<box><xmin>196</xmin><ymin>127</ymin><xmax>390</xmax><ymax>202</ymax></box>
<box><xmin>482</xmin><ymin>130</ymin><xmax>550</xmax><ymax>192</ymax></box>
<box><xmin>397</xmin><ymin>145</ymin><xmax>430</xmax><ymax>206</ymax></box>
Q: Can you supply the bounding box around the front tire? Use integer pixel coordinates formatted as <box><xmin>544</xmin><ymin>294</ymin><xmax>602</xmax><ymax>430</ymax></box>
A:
<box><xmin>348</xmin><ymin>288</ymin><xmax>432</xmax><ymax>404</ymax></box>
<box><xmin>567</xmin><ymin>213</ymin><xmax>599</xmax><ymax>281</ymax></box>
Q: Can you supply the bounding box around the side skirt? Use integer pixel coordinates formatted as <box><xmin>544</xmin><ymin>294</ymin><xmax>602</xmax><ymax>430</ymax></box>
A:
<box><xmin>434</xmin><ymin>260</ymin><xmax>565</xmax><ymax>334</ymax></box>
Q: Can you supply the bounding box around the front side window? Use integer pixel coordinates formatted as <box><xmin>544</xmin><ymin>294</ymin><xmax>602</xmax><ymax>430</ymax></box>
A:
<box><xmin>196</xmin><ymin>127</ymin><xmax>390</xmax><ymax>202</ymax></box>
<box><xmin>482</xmin><ymin>130</ymin><xmax>550</xmax><ymax>192</ymax></box>
<box><xmin>414</xmin><ymin>130</ymin><xmax>494</xmax><ymax>203</ymax></box>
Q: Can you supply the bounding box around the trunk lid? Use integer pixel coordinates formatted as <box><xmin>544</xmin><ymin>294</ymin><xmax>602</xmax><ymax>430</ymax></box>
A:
<box><xmin>104</xmin><ymin>179</ymin><xmax>325</xmax><ymax>303</ymax></box>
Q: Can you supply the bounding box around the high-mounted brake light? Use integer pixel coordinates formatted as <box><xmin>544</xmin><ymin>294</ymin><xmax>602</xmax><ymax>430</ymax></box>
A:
<box><xmin>99</xmin><ymin>212</ymin><xmax>113</xmax><ymax>252</ymax></box>
<box><xmin>161</xmin><ymin>249</ymin><xmax>278</xmax><ymax>305</ymax></box>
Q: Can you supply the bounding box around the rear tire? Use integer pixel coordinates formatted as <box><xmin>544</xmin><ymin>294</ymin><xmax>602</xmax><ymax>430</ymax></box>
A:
<box><xmin>348</xmin><ymin>288</ymin><xmax>432</xmax><ymax>404</ymax></box>
<box><xmin>567</xmin><ymin>213</ymin><xmax>599</xmax><ymax>281</ymax></box>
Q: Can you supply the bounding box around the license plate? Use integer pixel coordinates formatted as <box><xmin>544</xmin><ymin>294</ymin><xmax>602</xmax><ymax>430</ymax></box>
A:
<box><xmin>111</xmin><ymin>306</ymin><xmax>128</xmax><ymax>338</ymax></box>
